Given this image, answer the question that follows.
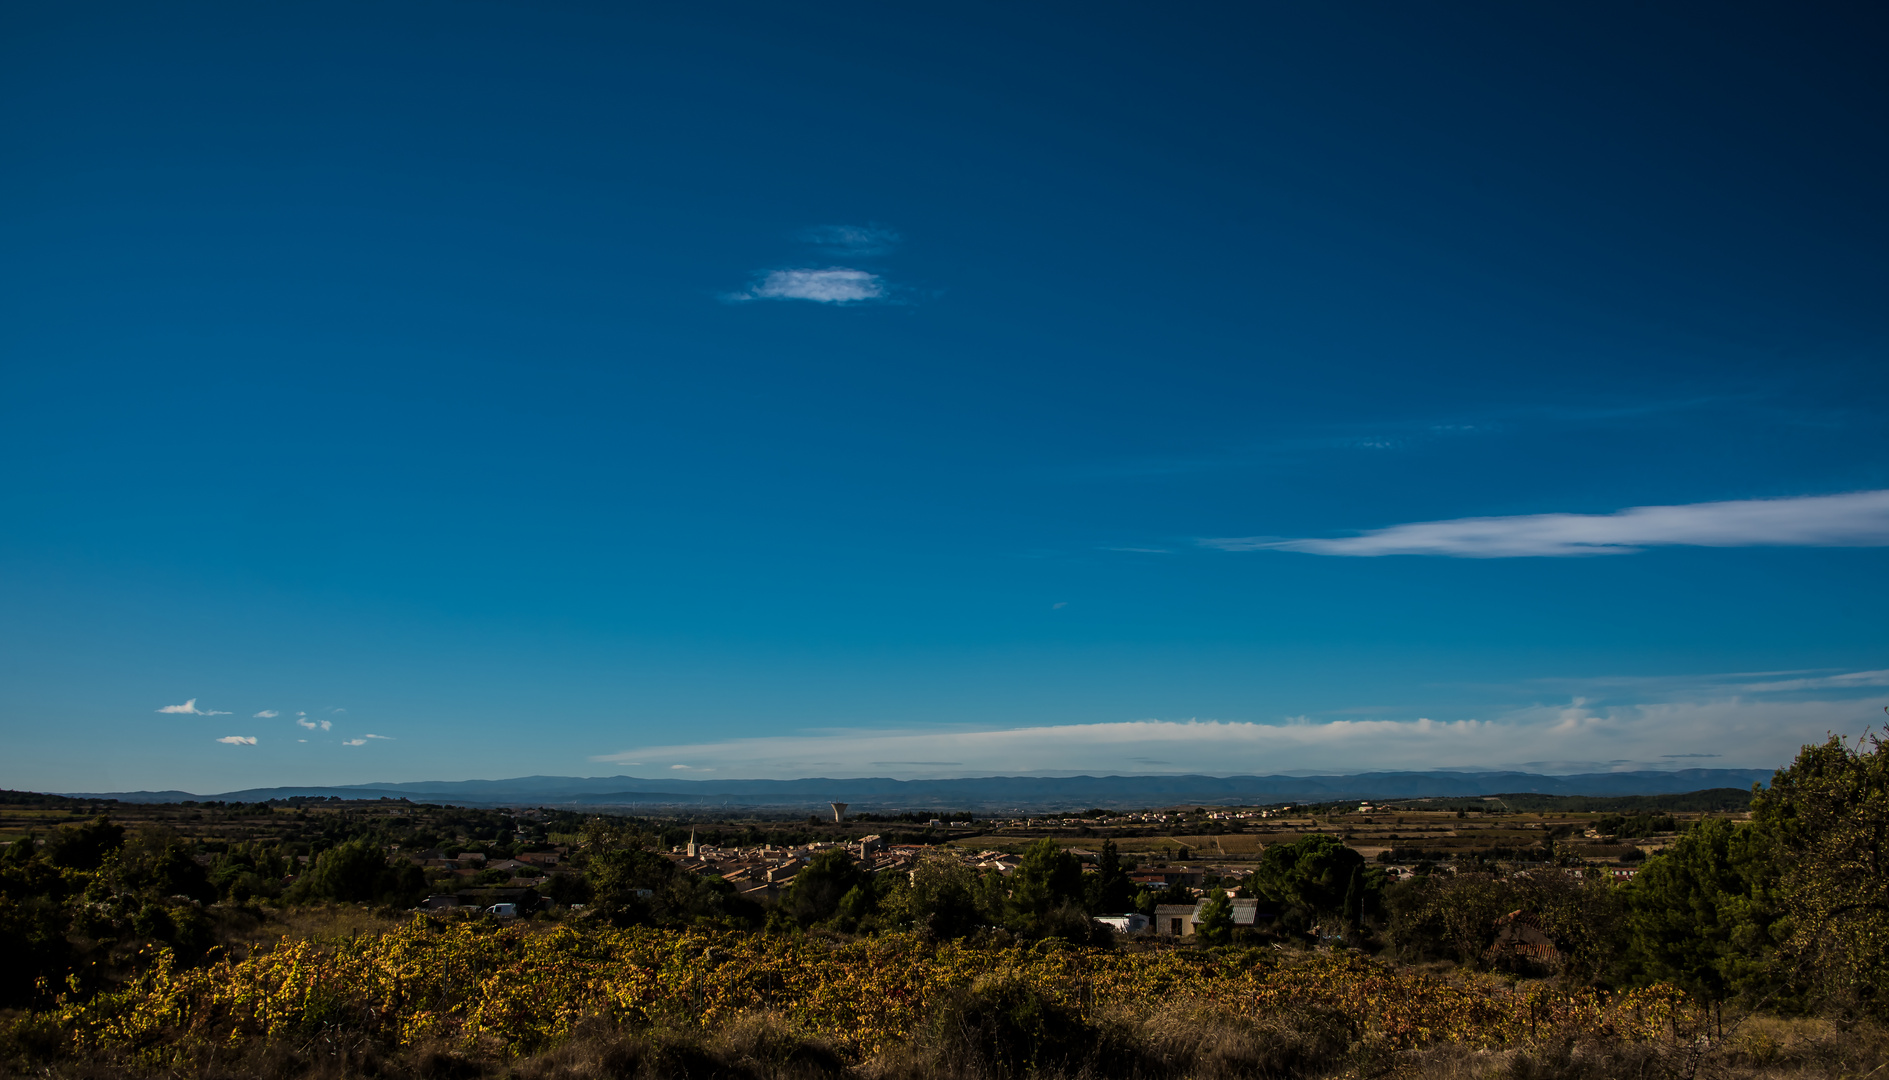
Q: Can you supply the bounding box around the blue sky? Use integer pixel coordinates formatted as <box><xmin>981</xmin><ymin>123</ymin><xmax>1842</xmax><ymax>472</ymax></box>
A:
<box><xmin>3</xmin><ymin>3</ymin><xmax>1887</xmax><ymax>793</ymax></box>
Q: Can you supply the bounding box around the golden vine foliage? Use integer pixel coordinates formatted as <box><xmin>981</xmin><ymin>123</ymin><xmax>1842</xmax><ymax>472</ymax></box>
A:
<box><xmin>37</xmin><ymin>919</ymin><xmax>1698</xmax><ymax>1066</ymax></box>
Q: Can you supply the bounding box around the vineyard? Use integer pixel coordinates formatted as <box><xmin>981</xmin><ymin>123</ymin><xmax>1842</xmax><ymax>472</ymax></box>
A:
<box><xmin>5</xmin><ymin>917</ymin><xmax>1752</xmax><ymax>1077</ymax></box>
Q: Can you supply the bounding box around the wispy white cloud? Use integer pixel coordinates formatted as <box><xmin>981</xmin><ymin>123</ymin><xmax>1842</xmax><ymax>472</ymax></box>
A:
<box><xmin>157</xmin><ymin>698</ymin><xmax>231</xmax><ymax>715</ymax></box>
<box><xmin>215</xmin><ymin>736</ymin><xmax>258</xmax><ymax>746</ymax></box>
<box><xmin>296</xmin><ymin>717</ymin><xmax>319</xmax><ymax>730</ymax></box>
<box><xmin>365</xmin><ymin>733</ymin><xmax>393</xmax><ymax>740</ymax></box>
<box><xmin>1204</xmin><ymin>490</ymin><xmax>1889</xmax><ymax>558</ymax></box>
<box><xmin>253</xmin><ymin>709</ymin><xmax>278</xmax><ymax>718</ymax></box>
<box><xmin>730</xmin><ymin>268</ymin><xmax>885</xmax><ymax>304</ymax></box>
<box><xmin>801</xmin><ymin>224</ymin><xmax>900</xmax><ymax>256</ymax></box>
<box><xmin>1738</xmin><ymin>668</ymin><xmax>1889</xmax><ymax>693</ymax></box>
<box><xmin>341</xmin><ymin>738</ymin><xmax>367</xmax><ymax>747</ymax></box>
<box><xmin>321</xmin><ymin>720</ymin><xmax>332</xmax><ymax>731</ymax></box>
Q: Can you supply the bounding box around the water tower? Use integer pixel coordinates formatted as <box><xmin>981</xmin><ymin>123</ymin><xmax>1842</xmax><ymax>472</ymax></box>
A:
<box><xmin>830</xmin><ymin>802</ymin><xmax>848</xmax><ymax>823</ymax></box>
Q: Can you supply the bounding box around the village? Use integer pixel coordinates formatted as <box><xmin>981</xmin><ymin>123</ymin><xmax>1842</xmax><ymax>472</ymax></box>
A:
<box><xmin>0</xmin><ymin>786</ymin><xmax>1709</xmax><ymax>948</ymax></box>
<box><xmin>387</xmin><ymin>794</ymin><xmax>1703</xmax><ymax>941</ymax></box>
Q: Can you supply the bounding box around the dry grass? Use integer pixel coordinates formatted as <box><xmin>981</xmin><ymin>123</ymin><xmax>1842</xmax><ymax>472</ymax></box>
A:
<box><xmin>204</xmin><ymin>902</ymin><xmax>411</xmax><ymax>955</ymax></box>
<box><xmin>1394</xmin><ymin>1016</ymin><xmax>1889</xmax><ymax>1080</ymax></box>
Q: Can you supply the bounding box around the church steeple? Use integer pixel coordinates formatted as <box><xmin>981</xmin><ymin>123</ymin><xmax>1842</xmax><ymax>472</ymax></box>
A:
<box><xmin>686</xmin><ymin>828</ymin><xmax>697</xmax><ymax>858</ymax></box>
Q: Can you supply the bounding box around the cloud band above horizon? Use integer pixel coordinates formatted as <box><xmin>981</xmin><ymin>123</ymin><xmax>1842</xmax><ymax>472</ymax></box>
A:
<box><xmin>1204</xmin><ymin>490</ymin><xmax>1889</xmax><ymax>557</ymax></box>
<box><xmin>593</xmin><ymin>674</ymin><xmax>1886</xmax><ymax>780</ymax></box>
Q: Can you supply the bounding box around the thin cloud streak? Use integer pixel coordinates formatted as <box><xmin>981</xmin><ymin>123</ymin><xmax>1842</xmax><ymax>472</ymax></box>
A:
<box><xmin>801</xmin><ymin>225</ymin><xmax>900</xmax><ymax>255</ymax></box>
<box><xmin>1738</xmin><ymin>669</ymin><xmax>1889</xmax><ymax>693</ymax></box>
<box><xmin>214</xmin><ymin>736</ymin><xmax>257</xmax><ymax>746</ymax></box>
<box><xmin>1204</xmin><ymin>490</ymin><xmax>1889</xmax><ymax>557</ymax></box>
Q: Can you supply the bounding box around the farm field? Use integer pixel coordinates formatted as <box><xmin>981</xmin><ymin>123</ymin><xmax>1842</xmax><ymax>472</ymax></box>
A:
<box><xmin>949</xmin><ymin>803</ymin><xmax>1707</xmax><ymax>874</ymax></box>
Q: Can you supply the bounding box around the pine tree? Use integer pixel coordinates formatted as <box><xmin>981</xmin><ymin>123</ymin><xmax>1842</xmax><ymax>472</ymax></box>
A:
<box><xmin>1196</xmin><ymin>888</ymin><xmax>1235</xmax><ymax>945</ymax></box>
<box><xmin>1622</xmin><ymin>816</ymin><xmax>1784</xmax><ymax>1004</ymax></box>
<box><xmin>1085</xmin><ymin>839</ymin><xmax>1134</xmax><ymax>914</ymax></box>
<box><xmin>1342</xmin><ymin>864</ymin><xmax>1365</xmax><ymax>934</ymax></box>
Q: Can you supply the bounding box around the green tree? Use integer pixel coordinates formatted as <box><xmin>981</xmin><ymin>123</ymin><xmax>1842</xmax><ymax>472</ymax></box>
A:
<box><xmin>1084</xmin><ymin>839</ymin><xmax>1135</xmax><ymax>914</ymax></box>
<box><xmin>1383</xmin><ymin>873</ymin><xmax>1454</xmax><ymax>962</ymax></box>
<box><xmin>0</xmin><ymin>893</ymin><xmax>71</xmax><ymax>1007</ymax></box>
<box><xmin>291</xmin><ymin>838</ymin><xmax>425</xmax><ymax>905</ymax></box>
<box><xmin>910</xmin><ymin>855</ymin><xmax>984</xmax><ymax>938</ymax></box>
<box><xmin>1516</xmin><ymin>868</ymin><xmax>1626</xmax><ymax>987</ymax></box>
<box><xmin>1622</xmin><ymin>816</ymin><xmax>1784</xmax><ymax>1004</ymax></box>
<box><xmin>208</xmin><ymin>843</ymin><xmax>287</xmax><ymax>903</ymax></box>
<box><xmin>590</xmin><ymin>844</ymin><xmax>758</xmax><ymax>928</ymax></box>
<box><xmin>1384</xmin><ymin>871</ymin><xmax>1519</xmax><ymax>965</ymax></box>
<box><xmin>1006</xmin><ymin>839</ymin><xmax>1083</xmax><ymax>937</ymax></box>
<box><xmin>45</xmin><ymin>816</ymin><xmax>125</xmax><ymax>871</ymax></box>
<box><xmin>1195</xmin><ymin>888</ymin><xmax>1234</xmax><ymax>946</ymax></box>
<box><xmin>1256</xmin><ymin>834</ymin><xmax>1365</xmax><ymax>920</ymax></box>
<box><xmin>1341</xmin><ymin>864</ymin><xmax>1366</xmax><ymax>934</ymax></box>
<box><xmin>834</xmin><ymin>885</ymin><xmax>875</xmax><ymax>931</ymax></box>
<box><xmin>1752</xmin><ymin>733</ymin><xmax>1889</xmax><ymax>1017</ymax></box>
<box><xmin>1130</xmin><ymin>886</ymin><xmax>1158</xmax><ymax>919</ymax></box>
<box><xmin>543</xmin><ymin>871</ymin><xmax>592</xmax><ymax>907</ymax></box>
<box><xmin>104</xmin><ymin>829</ymin><xmax>217</xmax><ymax>904</ymax></box>
<box><xmin>777</xmin><ymin>848</ymin><xmax>869</xmax><ymax>928</ymax></box>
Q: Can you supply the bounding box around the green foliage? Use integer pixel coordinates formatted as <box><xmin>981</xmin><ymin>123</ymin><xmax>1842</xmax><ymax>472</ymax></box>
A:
<box><xmin>102</xmin><ymin>828</ymin><xmax>217</xmax><ymax>904</ymax></box>
<box><xmin>1385</xmin><ymin>872</ymin><xmax>1517</xmax><ymax>964</ymax></box>
<box><xmin>1083</xmin><ymin>838</ymin><xmax>1135</xmax><ymax>915</ymax></box>
<box><xmin>0</xmin><ymin>893</ymin><xmax>71</xmax><ymax>1007</ymax></box>
<box><xmin>543</xmin><ymin>871</ymin><xmax>592</xmax><ymax>907</ymax></box>
<box><xmin>908</xmin><ymin>855</ymin><xmax>984</xmax><ymax>938</ymax></box>
<box><xmin>1753</xmin><ymin>733</ymin><xmax>1889</xmax><ymax>1018</ymax></box>
<box><xmin>1623</xmin><ymin>816</ymin><xmax>1786</xmax><ymax>1003</ymax></box>
<box><xmin>207</xmin><ymin>842</ymin><xmax>287</xmax><ymax>902</ymax></box>
<box><xmin>1342</xmin><ymin>864</ymin><xmax>1366</xmax><ymax>932</ymax></box>
<box><xmin>777</xmin><ymin>848</ymin><xmax>870</xmax><ymax>929</ymax></box>
<box><xmin>290</xmin><ymin>838</ymin><xmax>425</xmax><ymax>906</ymax></box>
<box><xmin>1384</xmin><ymin>868</ymin><xmax>1623</xmax><ymax>982</ymax></box>
<box><xmin>589</xmin><ymin>843</ymin><xmax>759</xmax><ymax>929</ymax></box>
<box><xmin>44</xmin><ymin>816</ymin><xmax>124</xmax><ymax>871</ymax></box>
<box><xmin>1256</xmin><ymin>833</ymin><xmax>1366</xmax><ymax>919</ymax></box>
<box><xmin>1005</xmin><ymin>839</ymin><xmax>1083</xmax><ymax>937</ymax></box>
<box><xmin>1195</xmin><ymin>888</ymin><xmax>1234</xmax><ymax>946</ymax></box>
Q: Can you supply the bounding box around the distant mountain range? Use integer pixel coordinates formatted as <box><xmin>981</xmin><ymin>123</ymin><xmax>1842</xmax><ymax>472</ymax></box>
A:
<box><xmin>62</xmin><ymin>768</ymin><xmax>1773</xmax><ymax>811</ymax></box>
